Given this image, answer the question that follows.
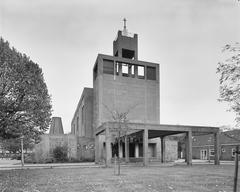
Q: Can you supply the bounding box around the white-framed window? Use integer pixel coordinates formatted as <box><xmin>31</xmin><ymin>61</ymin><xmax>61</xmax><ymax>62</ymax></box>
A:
<box><xmin>200</xmin><ymin>149</ymin><xmax>208</xmax><ymax>160</ymax></box>
<box><xmin>209</xmin><ymin>149</ymin><xmax>214</xmax><ymax>156</ymax></box>
<box><xmin>131</xmin><ymin>65</ymin><xmax>134</xmax><ymax>75</ymax></box>
<box><xmin>122</xmin><ymin>63</ymin><xmax>129</xmax><ymax>75</ymax></box>
<box><xmin>116</xmin><ymin>63</ymin><xmax>119</xmax><ymax>74</ymax></box>
<box><xmin>138</xmin><ymin>66</ymin><xmax>145</xmax><ymax>77</ymax></box>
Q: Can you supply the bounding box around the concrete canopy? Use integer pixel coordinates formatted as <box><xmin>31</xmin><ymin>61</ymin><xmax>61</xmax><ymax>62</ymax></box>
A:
<box><xmin>95</xmin><ymin>122</ymin><xmax>220</xmax><ymax>166</ymax></box>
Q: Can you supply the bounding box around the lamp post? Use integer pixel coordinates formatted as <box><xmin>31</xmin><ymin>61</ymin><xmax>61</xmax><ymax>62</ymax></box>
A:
<box><xmin>20</xmin><ymin>135</ymin><xmax>24</xmax><ymax>167</ymax></box>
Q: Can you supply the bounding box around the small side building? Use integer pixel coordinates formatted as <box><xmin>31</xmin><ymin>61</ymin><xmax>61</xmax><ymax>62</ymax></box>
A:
<box><xmin>192</xmin><ymin>130</ymin><xmax>240</xmax><ymax>161</ymax></box>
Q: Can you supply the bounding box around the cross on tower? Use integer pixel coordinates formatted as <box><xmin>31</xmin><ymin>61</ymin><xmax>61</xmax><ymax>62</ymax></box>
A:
<box><xmin>123</xmin><ymin>18</ymin><xmax>127</xmax><ymax>29</ymax></box>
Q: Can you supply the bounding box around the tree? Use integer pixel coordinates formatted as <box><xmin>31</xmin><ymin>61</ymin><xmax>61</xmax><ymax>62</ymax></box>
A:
<box><xmin>217</xmin><ymin>43</ymin><xmax>240</xmax><ymax>127</ymax></box>
<box><xmin>1</xmin><ymin>136</ymin><xmax>35</xmax><ymax>154</ymax></box>
<box><xmin>0</xmin><ymin>37</ymin><xmax>52</xmax><ymax>140</ymax></box>
<box><xmin>217</xmin><ymin>43</ymin><xmax>240</xmax><ymax>192</ymax></box>
<box><xmin>104</xmin><ymin>104</ymin><xmax>132</xmax><ymax>175</ymax></box>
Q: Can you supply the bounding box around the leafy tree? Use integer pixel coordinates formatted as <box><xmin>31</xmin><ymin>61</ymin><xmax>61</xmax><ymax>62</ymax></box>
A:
<box><xmin>1</xmin><ymin>136</ymin><xmax>35</xmax><ymax>154</ymax></box>
<box><xmin>217</xmin><ymin>43</ymin><xmax>240</xmax><ymax>127</ymax></box>
<box><xmin>0</xmin><ymin>37</ymin><xmax>52</xmax><ymax>139</ymax></box>
<box><xmin>217</xmin><ymin>43</ymin><xmax>240</xmax><ymax>192</ymax></box>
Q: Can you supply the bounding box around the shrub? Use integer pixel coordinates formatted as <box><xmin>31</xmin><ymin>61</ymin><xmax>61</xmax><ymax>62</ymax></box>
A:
<box><xmin>53</xmin><ymin>146</ymin><xmax>68</xmax><ymax>162</ymax></box>
<box><xmin>24</xmin><ymin>153</ymin><xmax>37</xmax><ymax>163</ymax></box>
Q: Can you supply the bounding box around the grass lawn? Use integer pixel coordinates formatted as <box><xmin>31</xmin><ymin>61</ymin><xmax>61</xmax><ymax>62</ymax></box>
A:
<box><xmin>0</xmin><ymin>164</ymin><xmax>238</xmax><ymax>192</ymax></box>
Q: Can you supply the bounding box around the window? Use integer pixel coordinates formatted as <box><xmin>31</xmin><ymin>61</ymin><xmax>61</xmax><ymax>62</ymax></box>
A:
<box><xmin>147</xmin><ymin>66</ymin><xmax>156</xmax><ymax>80</ymax></box>
<box><xmin>138</xmin><ymin>66</ymin><xmax>145</xmax><ymax>79</ymax></box>
<box><xmin>93</xmin><ymin>63</ymin><xmax>98</xmax><ymax>80</ymax></box>
<box><xmin>103</xmin><ymin>59</ymin><xmax>114</xmax><ymax>75</ymax></box>
<box><xmin>73</xmin><ymin>124</ymin><xmax>75</xmax><ymax>134</ymax></box>
<box><xmin>77</xmin><ymin>117</ymin><xmax>79</xmax><ymax>134</ymax></box>
<box><xmin>115</xmin><ymin>62</ymin><xmax>119</xmax><ymax>75</ymax></box>
<box><xmin>81</xmin><ymin>105</ymin><xmax>84</xmax><ymax>125</ymax></box>
<box><xmin>200</xmin><ymin>149</ymin><xmax>208</xmax><ymax>160</ymax></box>
<box><xmin>122</xmin><ymin>63</ymin><xmax>129</xmax><ymax>76</ymax></box>
<box><xmin>131</xmin><ymin>65</ymin><xmax>135</xmax><ymax>76</ymax></box>
<box><xmin>221</xmin><ymin>148</ymin><xmax>225</xmax><ymax>153</ymax></box>
<box><xmin>232</xmin><ymin>148</ymin><xmax>236</xmax><ymax>157</ymax></box>
<box><xmin>81</xmin><ymin>105</ymin><xmax>85</xmax><ymax>136</ymax></box>
<box><xmin>209</xmin><ymin>149</ymin><xmax>214</xmax><ymax>156</ymax></box>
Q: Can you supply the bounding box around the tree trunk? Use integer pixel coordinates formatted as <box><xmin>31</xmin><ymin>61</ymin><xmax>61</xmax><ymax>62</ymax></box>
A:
<box><xmin>118</xmin><ymin>130</ymin><xmax>120</xmax><ymax>175</ymax></box>
<box><xmin>21</xmin><ymin>136</ymin><xmax>24</xmax><ymax>167</ymax></box>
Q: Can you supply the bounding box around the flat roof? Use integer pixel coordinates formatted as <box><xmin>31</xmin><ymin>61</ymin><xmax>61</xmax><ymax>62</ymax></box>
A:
<box><xmin>95</xmin><ymin>122</ymin><xmax>219</xmax><ymax>137</ymax></box>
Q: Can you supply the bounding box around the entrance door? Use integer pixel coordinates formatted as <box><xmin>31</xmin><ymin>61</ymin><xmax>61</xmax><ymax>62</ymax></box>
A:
<box><xmin>200</xmin><ymin>149</ymin><xmax>207</xmax><ymax>160</ymax></box>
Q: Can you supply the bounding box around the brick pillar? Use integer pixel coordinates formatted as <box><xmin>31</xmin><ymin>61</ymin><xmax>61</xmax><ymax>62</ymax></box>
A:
<box><xmin>134</xmin><ymin>65</ymin><xmax>138</xmax><ymax>78</ymax></box>
<box><xmin>119</xmin><ymin>63</ymin><xmax>122</xmax><ymax>76</ymax></box>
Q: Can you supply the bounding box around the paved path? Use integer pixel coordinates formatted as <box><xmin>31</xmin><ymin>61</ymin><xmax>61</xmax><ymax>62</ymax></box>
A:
<box><xmin>0</xmin><ymin>159</ymin><xmax>102</xmax><ymax>170</ymax></box>
<box><xmin>175</xmin><ymin>159</ymin><xmax>235</xmax><ymax>165</ymax></box>
<box><xmin>0</xmin><ymin>159</ymin><xmax>235</xmax><ymax>170</ymax></box>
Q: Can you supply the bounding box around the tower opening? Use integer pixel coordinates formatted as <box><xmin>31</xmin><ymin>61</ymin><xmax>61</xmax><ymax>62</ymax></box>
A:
<box><xmin>122</xmin><ymin>48</ymin><xmax>135</xmax><ymax>59</ymax></box>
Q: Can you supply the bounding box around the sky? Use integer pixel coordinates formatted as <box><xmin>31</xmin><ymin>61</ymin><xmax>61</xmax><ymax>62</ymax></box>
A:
<box><xmin>0</xmin><ymin>0</ymin><xmax>240</xmax><ymax>133</ymax></box>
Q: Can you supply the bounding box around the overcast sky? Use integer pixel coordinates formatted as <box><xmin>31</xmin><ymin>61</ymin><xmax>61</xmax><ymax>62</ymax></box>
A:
<box><xmin>1</xmin><ymin>0</ymin><xmax>240</xmax><ymax>133</ymax></box>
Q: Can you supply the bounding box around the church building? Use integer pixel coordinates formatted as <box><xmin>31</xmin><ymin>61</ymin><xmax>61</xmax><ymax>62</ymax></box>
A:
<box><xmin>71</xmin><ymin>20</ymin><xmax>220</xmax><ymax>166</ymax></box>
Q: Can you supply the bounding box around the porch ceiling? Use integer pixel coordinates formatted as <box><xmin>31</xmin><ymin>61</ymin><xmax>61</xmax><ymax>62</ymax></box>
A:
<box><xmin>126</xmin><ymin>130</ymin><xmax>185</xmax><ymax>139</ymax></box>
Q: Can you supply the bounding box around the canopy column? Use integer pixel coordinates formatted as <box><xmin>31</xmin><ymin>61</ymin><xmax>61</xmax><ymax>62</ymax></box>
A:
<box><xmin>186</xmin><ymin>130</ymin><xmax>192</xmax><ymax>166</ymax></box>
<box><xmin>95</xmin><ymin>134</ymin><xmax>100</xmax><ymax>163</ymax></box>
<box><xmin>125</xmin><ymin>136</ymin><xmax>129</xmax><ymax>162</ymax></box>
<box><xmin>160</xmin><ymin>136</ymin><xmax>166</xmax><ymax>163</ymax></box>
<box><xmin>143</xmin><ymin>128</ymin><xmax>149</xmax><ymax>166</ymax></box>
<box><xmin>105</xmin><ymin>126</ymin><xmax>112</xmax><ymax>167</ymax></box>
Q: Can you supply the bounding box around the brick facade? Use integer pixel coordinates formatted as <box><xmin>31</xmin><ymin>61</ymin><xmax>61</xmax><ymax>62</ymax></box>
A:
<box><xmin>192</xmin><ymin>130</ymin><xmax>240</xmax><ymax>161</ymax></box>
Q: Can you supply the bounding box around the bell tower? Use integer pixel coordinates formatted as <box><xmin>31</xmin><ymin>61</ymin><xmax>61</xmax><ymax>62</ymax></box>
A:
<box><xmin>113</xmin><ymin>18</ymin><xmax>138</xmax><ymax>60</ymax></box>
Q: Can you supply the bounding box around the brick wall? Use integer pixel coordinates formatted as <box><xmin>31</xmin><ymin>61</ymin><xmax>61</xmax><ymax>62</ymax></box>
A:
<box><xmin>71</xmin><ymin>88</ymin><xmax>94</xmax><ymax>138</ymax></box>
<box><xmin>34</xmin><ymin>134</ymin><xmax>78</xmax><ymax>162</ymax></box>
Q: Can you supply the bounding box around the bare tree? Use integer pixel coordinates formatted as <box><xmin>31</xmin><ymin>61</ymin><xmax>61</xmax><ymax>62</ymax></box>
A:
<box><xmin>103</xmin><ymin>104</ymin><xmax>135</xmax><ymax>175</ymax></box>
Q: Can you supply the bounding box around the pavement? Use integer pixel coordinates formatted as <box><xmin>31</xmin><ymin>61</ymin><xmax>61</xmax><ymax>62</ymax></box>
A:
<box><xmin>0</xmin><ymin>159</ymin><xmax>235</xmax><ymax>170</ymax></box>
<box><xmin>0</xmin><ymin>159</ymin><xmax>102</xmax><ymax>170</ymax></box>
<box><xmin>174</xmin><ymin>159</ymin><xmax>235</xmax><ymax>165</ymax></box>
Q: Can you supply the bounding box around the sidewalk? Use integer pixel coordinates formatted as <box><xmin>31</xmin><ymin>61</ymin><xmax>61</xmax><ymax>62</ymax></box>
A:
<box><xmin>174</xmin><ymin>159</ymin><xmax>235</xmax><ymax>165</ymax></box>
<box><xmin>0</xmin><ymin>159</ymin><xmax>235</xmax><ymax>170</ymax></box>
<box><xmin>0</xmin><ymin>159</ymin><xmax>102</xmax><ymax>170</ymax></box>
